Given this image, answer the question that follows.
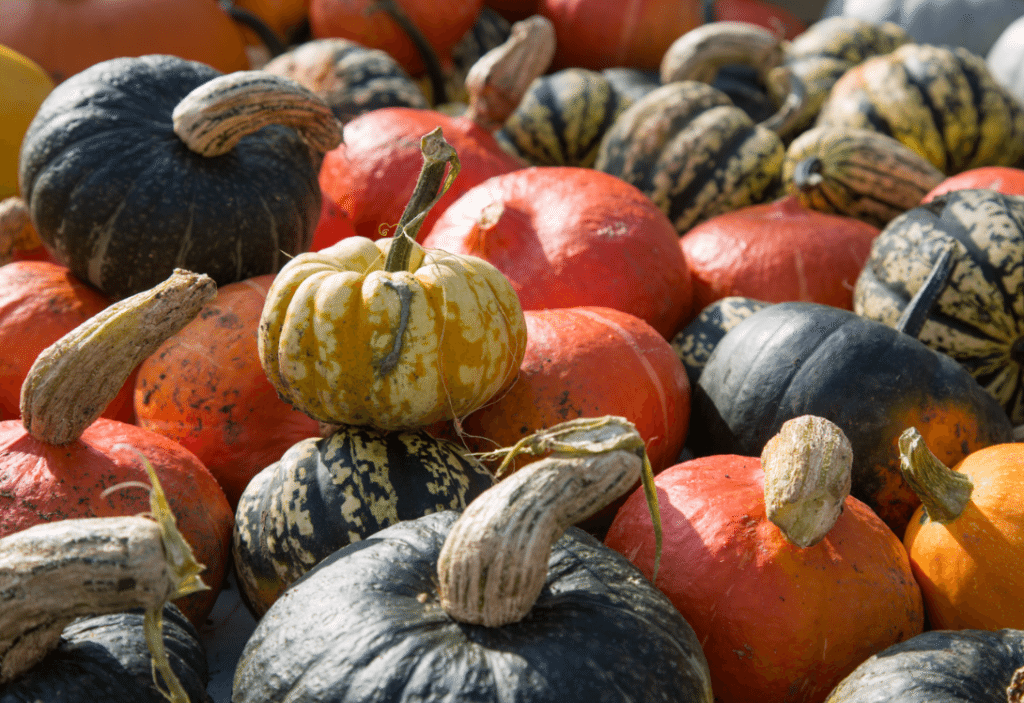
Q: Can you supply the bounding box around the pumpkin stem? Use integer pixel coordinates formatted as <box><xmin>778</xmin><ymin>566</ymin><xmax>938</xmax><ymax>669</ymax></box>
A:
<box><xmin>368</xmin><ymin>0</ymin><xmax>448</xmax><ymax>106</ymax></box>
<box><xmin>462</xmin><ymin>15</ymin><xmax>556</xmax><ymax>131</ymax></box>
<box><xmin>0</xmin><ymin>196</ymin><xmax>42</xmax><ymax>266</ymax></box>
<box><xmin>20</xmin><ymin>269</ymin><xmax>216</xmax><ymax>445</ymax></box>
<box><xmin>898</xmin><ymin>427</ymin><xmax>973</xmax><ymax>524</ymax></box>
<box><xmin>894</xmin><ymin>242</ymin><xmax>957</xmax><ymax>339</ymax></box>
<box><xmin>1008</xmin><ymin>665</ymin><xmax>1024</xmax><ymax>703</ymax></box>
<box><xmin>761</xmin><ymin>415</ymin><xmax>853</xmax><ymax>547</ymax></box>
<box><xmin>439</xmin><ymin>416</ymin><xmax>660</xmax><ymax>627</ymax></box>
<box><xmin>172</xmin><ymin>71</ymin><xmax>343</xmax><ymax>158</ymax></box>
<box><xmin>383</xmin><ymin>127</ymin><xmax>460</xmax><ymax>273</ymax></box>
<box><xmin>791</xmin><ymin>156</ymin><xmax>824</xmax><ymax>190</ymax></box>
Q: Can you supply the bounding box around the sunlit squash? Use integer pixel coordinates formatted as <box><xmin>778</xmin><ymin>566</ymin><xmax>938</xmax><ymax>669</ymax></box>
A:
<box><xmin>0</xmin><ymin>45</ymin><xmax>53</xmax><ymax>200</ymax></box>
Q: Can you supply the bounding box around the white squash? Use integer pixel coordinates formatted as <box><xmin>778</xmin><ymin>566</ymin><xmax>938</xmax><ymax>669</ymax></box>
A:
<box><xmin>988</xmin><ymin>14</ymin><xmax>1024</xmax><ymax>105</ymax></box>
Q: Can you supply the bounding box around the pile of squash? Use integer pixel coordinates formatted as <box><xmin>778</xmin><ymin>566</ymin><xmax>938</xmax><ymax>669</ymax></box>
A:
<box><xmin>3</xmin><ymin>0</ymin><xmax>1024</xmax><ymax>701</ymax></box>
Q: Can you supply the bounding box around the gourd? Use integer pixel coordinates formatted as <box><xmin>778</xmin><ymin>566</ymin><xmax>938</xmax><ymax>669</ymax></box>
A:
<box><xmin>824</xmin><ymin>628</ymin><xmax>1024</xmax><ymax>703</ymax></box>
<box><xmin>854</xmin><ymin>189</ymin><xmax>1024</xmax><ymax>424</ymax></box>
<box><xmin>678</xmin><ymin>193</ymin><xmax>880</xmax><ymax>313</ymax></box>
<box><xmin>783</xmin><ymin>125</ymin><xmax>946</xmax><ymax>227</ymax></box>
<box><xmin>671</xmin><ymin>296</ymin><xmax>772</xmax><ymax>389</ymax></box>
<box><xmin>689</xmin><ymin>267</ymin><xmax>1015</xmax><ymax>534</ymax></box>
<box><xmin>19</xmin><ymin>55</ymin><xmax>341</xmax><ymax>300</ymax></box>
<box><xmin>0</xmin><ymin>270</ymin><xmax>234</xmax><ymax>627</ymax></box>
<box><xmin>988</xmin><ymin>15</ymin><xmax>1024</xmax><ymax>106</ymax></box>
<box><xmin>232</xmin><ymin>423</ymin><xmax>496</xmax><ymax>617</ymax></box>
<box><xmin>233</xmin><ymin>418</ymin><xmax>714</xmax><ymax>703</ymax></box>
<box><xmin>259</xmin><ymin>129</ymin><xmax>527</xmax><ymax>430</ymax></box>
<box><xmin>899</xmin><ymin>428</ymin><xmax>1024</xmax><ymax>630</ymax></box>
<box><xmin>0</xmin><ymin>45</ymin><xmax>52</xmax><ymax>200</ymax></box>
<box><xmin>421</xmin><ymin>165</ymin><xmax>694</xmax><ymax>339</ymax></box>
<box><xmin>815</xmin><ymin>42</ymin><xmax>1024</xmax><ymax>175</ymax></box>
<box><xmin>606</xmin><ymin>415</ymin><xmax>924</xmax><ymax>703</ymax></box>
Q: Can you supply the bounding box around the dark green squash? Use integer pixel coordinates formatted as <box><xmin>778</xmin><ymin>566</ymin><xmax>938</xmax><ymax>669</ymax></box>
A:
<box><xmin>854</xmin><ymin>188</ymin><xmax>1024</xmax><ymax>424</ymax></box>
<box><xmin>0</xmin><ymin>604</ymin><xmax>210</xmax><ymax>703</ymax></box>
<box><xmin>18</xmin><ymin>55</ymin><xmax>341</xmax><ymax>300</ymax></box>
<box><xmin>232</xmin><ymin>424</ymin><xmax>496</xmax><ymax>618</ymax></box>
<box><xmin>690</xmin><ymin>293</ymin><xmax>1015</xmax><ymax>536</ymax></box>
<box><xmin>824</xmin><ymin>628</ymin><xmax>1024</xmax><ymax>703</ymax></box>
<box><xmin>670</xmin><ymin>295</ymin><xmax>771</xmax><ymax>389</ymax></box>
<box><xmin>232</xmin><ymin>418</ymin><xmax>712</xmax><ymax>703</ymax></box>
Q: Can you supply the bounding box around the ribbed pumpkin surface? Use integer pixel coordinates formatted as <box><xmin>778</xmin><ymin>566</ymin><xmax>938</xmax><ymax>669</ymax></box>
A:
<box><xmin>854</xmin><ymin>189</ymin><xmax>1024</xmax><ymax>424</ymax></box>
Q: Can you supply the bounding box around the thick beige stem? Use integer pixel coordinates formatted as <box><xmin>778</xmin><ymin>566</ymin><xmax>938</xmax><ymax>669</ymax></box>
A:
<box><xmin>0</xmin><ymin>197</ymin><xmax>41</xmax><ymax>266</ymax></box>
<box><xmin>898</xmin><ymin>427</ymin><xmax>973</xmax><ymax>524</ymax></box>
<box><xmin>660</xmin><ymin>21</ymin><xmax>786</xmax><ymax>85</ymax></box>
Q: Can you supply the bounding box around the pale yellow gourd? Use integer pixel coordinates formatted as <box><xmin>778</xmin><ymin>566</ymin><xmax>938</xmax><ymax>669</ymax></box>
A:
<box><xmin>0</xmin><ymin>45</ymin><xmax>53</xmax><ymax>199</ymax></box>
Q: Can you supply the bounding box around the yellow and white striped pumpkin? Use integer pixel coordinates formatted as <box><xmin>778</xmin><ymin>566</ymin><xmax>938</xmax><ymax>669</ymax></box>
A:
<box><xmin>258</xmin><ymin>235</ymin><xmax>527</xmax><ymax>430</ymax></box>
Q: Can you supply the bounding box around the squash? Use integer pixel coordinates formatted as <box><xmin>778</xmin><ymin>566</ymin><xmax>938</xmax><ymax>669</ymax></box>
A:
<box><xmin>0</xmin><ymin>45</ymin><xmax>52</xmax><ymax>200</ymax></box>
<box><xmin>678</xmin><ymin>193</ymin><xmax>880</xmax><ymax>313</ymax></box>
<box><xmin>671</xmin><ymin>295</ymin><xmax>772</xmax><ymax>389</ymax></box>
<box><xmin>433</xmin><ymin>6</ymin><xmax>513</xmax><ymax>109</ymax></box>
<box><xmin>815</xmin><ymin>42</ymin><xmax>1024</xmax><ymax>175</ymax></box>
<box><xmin>783</xmin><ymin>125</ymin><xmax>945</xmax><ymax>227</ymax></box>
<box><xmin>0</xmin><ymin>270</ymin><xmax>234</xmax><ymax>627</ymax></box>
<box><xmin>134</xmin><ymin>274</ymin><xmax>321</xmax><ymax>508</ymax></box>
<box><xmin>233</xmin><ymin>418</ymin><xmax>714</xmax><ymax>703</ymax></box>
<box><xmin>232</xmin><ymin>423</ymin><xmax>496</xmax><ymax>618</ymax></box>
<box><xmin>821</xmin><ymin>0</ymin><xmax>1024</xmax><ymax>58</ymax></box>
<box><xmin>19</xmin><ymin>57</ymin><xmax>341</xmax><ymax>301</ymax></box>
<box><xmin>899</xmin><ymin>428</ymin><xmax>1024</xmax><ymax>630</ymax></box>
<box><xmin>421</xmin><ymin>165</ymin><xmax>694</xmax><ymax>339</ymax></box>
<box><xmin>923</xmin><ymin>166</ymin><xmax>1024</xmax><ymax>201</ymax></box>
<box><xmin>231</xmin><ymin>0</ymin><xmax>310</xmax><ymax>43</ymax></box>
<box><xmin>988</xmin><ymin>15</ymin><xmax>1024</xmax><ymax>106</ymax></box>
<box><xmin>824</xmin><ymin>628</ymin><xmax>1024</xmax><ymax>703</ymax></box>
<box><xmin>259</xmin><ymin>128</ymin><xmax>527</xmax><ymax>430</ymax></box>
<box><xmin>261</xmin><ymin>38</ymin><xmax>430</xmax><ymax>121</ymax></box>
<box><xmin>595</xmin><ymin>79</ymin><xmax>786</xmax><ymax>235</ymax></box>
<box><xmin>607</xmin><ymin>416</ymin><xmax>924</xmax><ymax>703</ymax></box>
<box><xmin>854</xmin><ymin>189</ymin><xmax>1024</xmax><ymax>424</ymax></box>
<box><xmin>690</xmin><ymin>289</ymin><xmax>1015</xmax><ymax>535</ymax></box>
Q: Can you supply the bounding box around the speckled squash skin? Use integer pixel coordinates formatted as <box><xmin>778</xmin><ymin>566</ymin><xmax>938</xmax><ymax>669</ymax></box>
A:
<box><xmin>670</xmin><ymin>296</ymin><xmax>771</xmax><ymax>389</ymax></box>
<box><xmin>0</xmin><ymin>604</ymin><xmax>210</xmax><ymax>703</ymax></box>
<box><xmin>824</xmin><ymin>628</ymin><xmax>1024</xmax><ymax>703</ymax></box>
<box><xmin>854</xmin><ymin>189</ymin><xmax>1024</xmax><ymax>425</ymax></box>
<box><xmin>232</xmin><ymin>425</ymin><xmax>496</xmax><ymax>618</ymax></box>
<box><xmin>18</xmin><ymin>55</ymin><xmax>322</xmax><ymax>301</ymax></box>
<box><xmin>595</xmin><ymin>81</ymin><xmax>785</xmax><ymax>235</ymax></box>
<box><xmin>816</xmin><ymin>43</ymin><xmax>1024</xmax><ymax>175</ymax></box>
<box><xmin>690</xmin><ymin>301</ymin><xmax>1015</xmax><ymax>535</ymax></box>
<box><xmin>257</xmin><ymin>235</ymin><xmax>527</xmax><ymax>429</ymax></box>
<box><xmin>233</xmin><ymin>511</ymin><xmax>714</xmax><ymax>703</ymax></box>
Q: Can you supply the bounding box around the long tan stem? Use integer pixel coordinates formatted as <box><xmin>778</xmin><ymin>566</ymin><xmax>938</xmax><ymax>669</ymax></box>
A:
<box><xmin>898</xmin><ymin>427</ymin><xmax>973</xmax><ymax>524</ymax></box>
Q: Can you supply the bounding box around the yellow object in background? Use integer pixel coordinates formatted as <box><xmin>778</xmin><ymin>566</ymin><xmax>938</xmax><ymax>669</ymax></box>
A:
<box><xmin>0</xmin><ymin>45</ymin><xmax>53</xmax><ymax>199</ymax></box>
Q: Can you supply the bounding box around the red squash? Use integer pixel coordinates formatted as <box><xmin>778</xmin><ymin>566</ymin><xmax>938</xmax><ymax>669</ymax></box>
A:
<box><xmin>422</xmin><ymin>166</ymin><xmax>694</xmax><ymax>339</ymax></box>
<box><xmin>134</xmin><ymin>275</ymin><xmax>321</xmax><ymax>508</ymax></box>
<box><xmin>679</xmin><ymin>195</ymin><xmax>880</xmax><ymax>313</ymax></box>
<box><xmin>922</xmin><ymin>166</ymin><xmax>1024</xmax><ymax>202</ymax></box>
<box><xmin>308</xmin><ymin>194</ymin><xmax>359</xmax><ymax>251</ymax></box>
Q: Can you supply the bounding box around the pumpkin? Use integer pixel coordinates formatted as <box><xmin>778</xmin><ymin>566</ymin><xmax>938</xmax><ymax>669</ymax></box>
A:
<box><xmin>308</xmin><ymin>195</ymin><xmax>359</xmax><ymax>251</ymax></box>
<box><xmin>671</xmin><ymin>295</ymin><xmax>772</xmax><ymax>389</ymax></box>
<box><xmin>606</xmin><ymin>415</ymin><xmax>925</xmax><ymax>703</ymax></box>
<box><xmin>0</xmin><ymin>0</ymin><xmax>251</xmax><ymax>85</ymax></box>
<box><xmin>854</xmin><ymin>189</ymin><xmax>1024</xmax><ymax>424</ymax></box>
<box><xmin>815</xmin><ymin>42</ymin><xmax>1024</xmax><ymax>175</ymax></box>
<box><xmin>595</xmin><ymin>80</ymin><xmax>786</xmax><ymax>235</ymax></box>
<box><xmin>19</xmin><ymin>57</ymin><xmax>341</xmax><ymax>301</ymax></box>
<box><xmin>439</xmin><ymin>6</ymin><xmax>513</xmax><ymax>109</ymax></box>
<box><xmin>0</xmin><ymin>270</ymin><xmax>234</xmax><ymax>627</ymax></box>
<box><xmin>232</xmin><ymin>423</ymin><xmax>496</xmax><ymax>617</ymax></box>
<box><xmin>899</xmin><ymin>428</ymin><xmax>1024</xmax><ymax>630</ymax></box>
<box><xmin>233</xmin><ymin>418</ymin><xmax>714</xmax><ymax>703</ymax></box>
<box><xmin>231</xmin><ymin>0</ymin><xmax>310</xmax><ymax>43</ymax></box>
<box><xmin>824</xmin><ymin>628</ymin><xmax>1024</xmax><ymax>703</ymax></box>
<box><xmin>821</xmin><ymin>0</ymin><xmax>1024</xmax><ymax>58</ymax></box>
<box><xmin>260</xmin><ymin>128</ymin><xmax>527</xmax><ymax>430</ymax></box>
<box><xmin>0</xmin><ymin>261</ymin><xmax>134</xmax><ymax>424</ymax></box>
<box><xmin>988</xmin><ymin>15</ymin><xmax>1024</xmax><ymax>106</ymax></box>
<box><xmin>261</xmin><ymin>37</ymin><xmax>429</xmax><ymax>122</ymax></box>
<box><xmin>783</xmin><ymin>125</ymin><xmax>946</xmax><ymax>227</ymax></box>
<box><xmin>421</xmin><ymin>165</ymin><xmax>694</xmax><ymax>339</ymax></box>
<box><xmin>923</xmin><ymin>166</ymin><xmax>1024</xmax><ymax>201</ymax></box>
<box><xmin>689</xmin><ymin>294</ymin><xmax>1015</xmax><ymax>535</ymax></box>
<box><xmin>679</xmin><ymin>193</ymin><xmax>880</xmax><ymax>313</ymax></box>
<box><xmin>134</xmin><ymin>274</ymin><xmax>321</xmax><ymax>509</ymax></box>
<box><xmin>0</xmin><ymin>45</ymin><xmax>52</xmax><ymax>200</ymax></box>
<box><xmin>0</xmin><ymin>604</ymin><xmax>209</xmax><ymax>703</ymax></box>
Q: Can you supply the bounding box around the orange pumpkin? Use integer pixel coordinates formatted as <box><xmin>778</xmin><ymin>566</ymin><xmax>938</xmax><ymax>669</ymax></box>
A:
<box><xmin>0</xmin><ymin>0</ymin><xmax>250</xmax><ymax>84</ymax></box>
<box><xmin>922</xmin><ymin>165</ymin><xmax>1024</xmax><ymax>202</ymax></box>
<box><xmin>134</xmin><ymin>275</ymin><xmax>321</xmax><ymax>507</ymax></box>
<box><xmin>232</xmin><ymin>0</ymin><xmax>310</xmax><ymax>41</ymax></box>
<box><xmin>900</xmin><ymin>428</ymin><xmax>1024</xmax><ymax>630</ymax></box>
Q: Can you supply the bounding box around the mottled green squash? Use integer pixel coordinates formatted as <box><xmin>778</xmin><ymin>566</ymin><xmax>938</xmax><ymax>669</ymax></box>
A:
<box><xmin>671</xmin><ymin>295</ymin><xmax>772</xmax><ymax>389</ymax></box>
<box><xmin>232</xmin><ymin>424</ymin><xmax>495</xmax><ymax>618</ymax></box>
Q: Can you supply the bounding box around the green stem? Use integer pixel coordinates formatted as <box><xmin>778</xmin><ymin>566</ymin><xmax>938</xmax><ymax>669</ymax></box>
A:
<box><xmin>383</xmin><ymin>127</ymin><xmax>460</xmax><ymax>273</ymax></box>
<box><xmin>898</xmin><ymin>427</ymin><xmax>973</xmax><ymax>524</ymax></box>
<box><xmin>895</xmin><ymin>243</ymin><xmax>956</xmax><ymax>339</ymax></box>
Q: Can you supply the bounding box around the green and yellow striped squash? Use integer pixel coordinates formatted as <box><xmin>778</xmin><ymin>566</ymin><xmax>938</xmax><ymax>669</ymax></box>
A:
<box><xmin>595</xmin><ymin>80</ymin><xmax>785</xmax><ymax>235</ymax></box>
<box><xmin>816</xmin><ymin>43</ymin><xmax>1024</xmax><ymax>175</ymax></box>
<box><xmin>232</xmin><ymin>424</ymin><xmax>496</xmax><ymax>617</ymax></box>
<box><xmin>854</xmin><ymin>188</ymin><xmax>1024</xmax><ymax>424</ymax></box>
<box><xmin>257</xmin><ymin>234</ymin><xmax>527</xmax><ymax>430</ymax></box>
<box><xmin>783</xmin><ymin>125</ymin><xmax>945</xmax><ymax>228</ymax></box>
